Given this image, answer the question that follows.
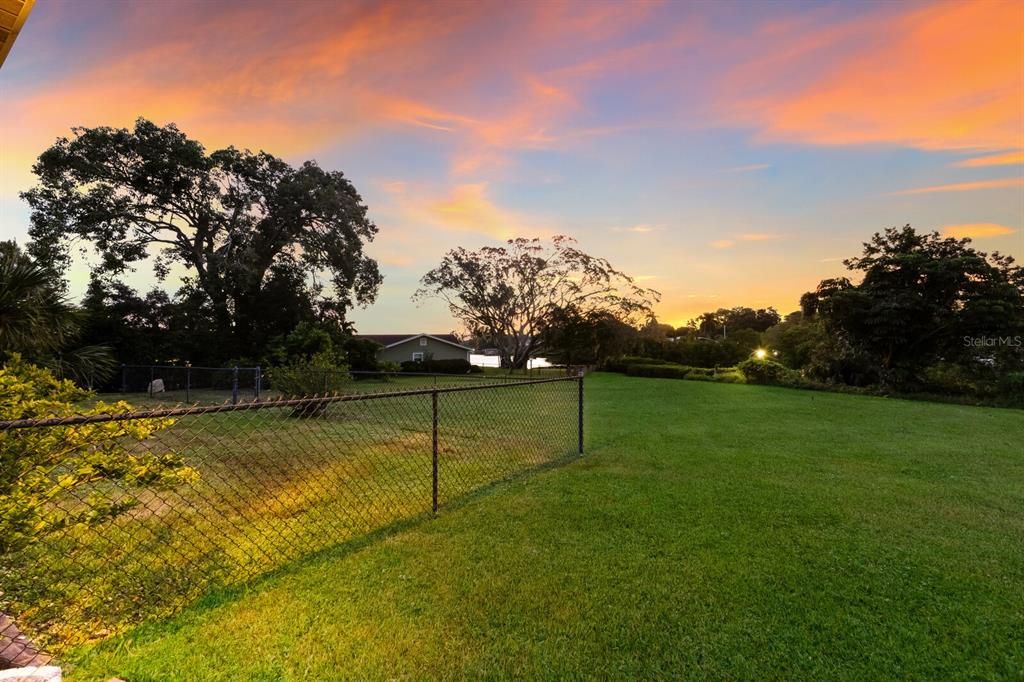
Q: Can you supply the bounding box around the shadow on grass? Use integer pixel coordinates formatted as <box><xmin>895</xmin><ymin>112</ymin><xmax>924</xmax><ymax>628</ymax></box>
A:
<box><xmin>66</xmin><ymin>449</ymin><xmax>585</xmax><ymax>664</ymax></box>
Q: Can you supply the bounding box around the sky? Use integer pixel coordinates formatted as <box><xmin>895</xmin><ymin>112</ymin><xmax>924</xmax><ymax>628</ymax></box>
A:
<box><xmin>0</xmin><ymin>0</ymin><xmax>1021</xmax><ymax>332</ymax></box>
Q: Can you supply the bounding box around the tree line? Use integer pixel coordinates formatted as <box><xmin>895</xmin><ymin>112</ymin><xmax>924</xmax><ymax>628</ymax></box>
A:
<box><xmin>1</xmin><ymin>118</ymin><xmax>1021</xmax><ymax>401</ymax></box>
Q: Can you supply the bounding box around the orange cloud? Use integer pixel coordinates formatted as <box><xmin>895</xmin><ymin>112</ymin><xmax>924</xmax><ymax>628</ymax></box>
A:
<box><xmin>710</xmin><ymin>239</ymin><xmax>736</xmax><ymax>249</ymax></box>
<box><xmin>724</xmin><ymin>0</ymin><xmax>1024</xmax><ymax>152</ymax></box>
<box><xmin>942</xmin><ymin>223</ymin><xmax>1018</xmax><ymax>239</ymax></box>
<box><xmin>889</xmin><ymin>178</ymin><xmax>1024</xmax><ymax>195</ymax></box>
<box><xmin>427</xmin><ymin>183</ymin><xmax>521</xmax><ymax>239</ymax></box>
<box><xmin>737</xmin><ymin>233</ymin><xmax>781</xmax><ymax>241</ymax></box>
<box><xmin>952</xmin><ymin>151</ymin><xmax>1024</xmax><ymax>168</ymax></box>
<box><xmin>379</xmin><ymin>181</ymin><xmax>555</xmax><ymax>242</ymax></box>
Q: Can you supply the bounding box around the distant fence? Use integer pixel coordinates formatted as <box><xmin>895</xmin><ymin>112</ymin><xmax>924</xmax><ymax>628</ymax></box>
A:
<box><xmin>112</xmin><ymin>365</ymin><xmax>565</xmax><ymax>404</ymax></box>
<box><xmin>118</xmin><ymin>364</ymin><xmax>262</xmax><ymax>403</ymax></box>
<box><xmin>0</xmin><ymin>375</ymin><xmax>584</xmax><ymax>664</ymax></box>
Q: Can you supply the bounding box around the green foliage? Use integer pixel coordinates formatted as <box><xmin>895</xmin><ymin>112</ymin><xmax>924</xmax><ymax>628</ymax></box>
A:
<box><xmin>802</xmin><ymin>225</ymin><xmax>1024</xmax><ymax>385</ymax></box>
<box><xmin>267</xmin><ymin>321</ymin><xmax>347</xmax><ymax>368</ymax></box>
<box><xmin>998</xmin><ymin>372</ymin><xmax>1024</xmax><ymax>401</ymax></box>
<box><xmin>737</xmin><ymin>358</ymin><xmax>793</xmax><ymax>385</ymax></box>
<box><xmin>680</xmin><ymin>340</ymin><xmax>746</xmax><ymax>366</ymax></box>
<box><xmin>400</xmin><ymin>358</ymin><xmax>473</xmax><ymax>374</ymax></box>
<box><xmin>690</xmin><ymin>306</ymin><xmax>781</xmax><ymax>336</ymax></box>
<box><xmin>542</xmin><ymin>308</ymin><xmax>636</xmax><ymax>366</ymax></box>
<box><xmin>621</xmin><ymin>362</ymin><xmax>744</xmax><ymax>384</ymax></box>
<box><xmin>763</xmin><ymin>312</ymin><xmax>826</xmax><ymax>370</ymax></box>
<box><xmin>0</xmin><ymin>356</ymin><xmax>194</xmax><ymax>556</ymax></box>
<box><xmin>266</xmin><ymin>352</ymin><xmax>350</xmax><ymax>397</ymax></box>
<box><xmin>343</xmin><ymin>337</ymin><xmax>382</xmax><ymax>372</ymax></box>
<box><xmin>0</xmin><ymin>241</ymin><xmax>76</xmax><ymax>354</ymax></box>
<box><xmin>1</xmin><ymin>243</ymin><xmax>116</xmax><ymax>387</ymax></box>
<box><xmin>24</xmin><ymin>118</ymin><xmax>381</xmax><ymax>360</ymax></box>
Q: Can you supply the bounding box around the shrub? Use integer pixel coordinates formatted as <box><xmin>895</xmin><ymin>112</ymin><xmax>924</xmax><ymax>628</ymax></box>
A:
<box><xmin>738</xmin><ymin>358</ymin><xmax>792</xmax><ymax>385</ymax></box>
<box><xmin>921</xmin><ymin>362</ymin><xmax>980</xmax><ymax>396</ymax></box>
<box><xmin>604</xmin><ymin>357</ymin><xmax>683</xmax><ymax>373</ymax></box>
<box><xmin>997</xmin><ymin>371</ymin><xmax>1024</xmax><ymax>401</ymax></box>
<box><xmin>343</xmin><ymin>337</ymin><xmax>382</xmax><ymax>372</ymax></box>
<box><xmin>0</xmin><ymin>355</ymin><xmax>194</xmax><ymax>556</ymax></box>
<box><xmin>400</xmin><ymin>358</ymin><xmax>472</xmax><ymax>374</ymax></box>
<box><xmin>622</xmin><ymin>363</ymin><xmax>743</xmax><ymax>384</ymax></box>
<box><xmin>625</xmin><ymin>363</ymin><xmax>691</xmax><ymax>379</ymax></box>
<box><xmin>267</xmin><ymin>352</ymin><xmax>350</xmax><ymax>415</ymax></box>
<box><xmin>662</xmin><ymin>340</ymin><xmax>749</xmax><ymax>367</ymax></box>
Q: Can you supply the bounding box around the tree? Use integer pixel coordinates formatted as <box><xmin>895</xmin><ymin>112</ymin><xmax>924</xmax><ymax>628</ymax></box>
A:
<box><xmin>690</xmin><ymin>306</ymin><xmax>780</xmax><ymax>338</ymax></box>
<box><xmin>542</xmin><ymin>308</ymin><xmax>637</xmax><ymax>367</ymax></box>
<box><xmin>0</xmin><ymin>241</ymin><xmax>76</xmax><ymax>354</ymax></box>
<box><xmin>802</xmin><ymin>225</ymin><xmax>1024</xmax><ymax>385</ymax></box>
<box><xmin>0</xmin><ymin>243</ymin><xmax>115</xmax><ymax>386</ymax></box>
<box><xmin>415</xmin><ymin>236</ymin><xmax>659</xmax><ymax>369</ymax></box>
<box><xmin>23</xmin><ymin>118</ymin><xmax>382</xmax><ymax>359</ymax></box>
<box><xmin>763</xmin><ymin>311</ymin><xmax>827</xmax><ymax>370</ymax></box>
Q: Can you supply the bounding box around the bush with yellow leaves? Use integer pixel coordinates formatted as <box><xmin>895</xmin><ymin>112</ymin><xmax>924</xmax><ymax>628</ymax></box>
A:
<box><xmin>0</xmin><ymin>355</ymin><xmax>196</xmax><ymax>557</ymax></box>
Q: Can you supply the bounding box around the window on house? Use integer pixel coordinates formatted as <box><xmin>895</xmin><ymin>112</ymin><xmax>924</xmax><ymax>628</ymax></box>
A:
<box><xmin>412</xmin><ymin>352</ymin><xmax>424</xmax><ymax>362</ymax></box>
<box><xmin>419</xmin><ymin>337</ymin><xmax>428</xmax><ymax>346</ymax></box>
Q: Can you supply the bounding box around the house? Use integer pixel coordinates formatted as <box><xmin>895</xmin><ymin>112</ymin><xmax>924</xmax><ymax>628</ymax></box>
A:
<box><xmin>356</xmin><ymin>333</ymin><xmax>473</xmax><ymax>364</ymax></box>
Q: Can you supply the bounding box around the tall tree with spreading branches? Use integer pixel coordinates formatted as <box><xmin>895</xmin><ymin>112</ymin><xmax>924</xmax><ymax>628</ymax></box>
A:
<box><xmin>23</xmin><ymin>118</ymin><xmax>382</xmax><ymax>359</ymax></box>
<box><xmin>415</xmin><ymin>236</ymin><xmax>659</xmax><ymax>368</ymax></box>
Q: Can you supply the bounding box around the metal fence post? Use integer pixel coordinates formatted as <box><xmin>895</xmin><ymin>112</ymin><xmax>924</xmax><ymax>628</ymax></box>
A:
<box><xmin>255</xmin><ymin>366</ymin><xmax>262</xmax><ymax>400</ymax></box>
<box><xmin>577</xmin><ymin>370</ymin><xmax>584</xmax><ymax>455</ymax></box>
<box><xmin>120</xmin><ymin>364</ymin><xmax>127</xmax><ymax>393</ymax></box>
<box><xmin>185</xmin><ymin>364</ymin><xmax>191</xmax><ymax>403</ymax></box>
<box><xmin>149</xmin><ymin>365</ymin><xmax>155</xmax><ymax>398</ymax></box>
<box><xmin>432</xmin><ymin>389</ymin><xmax>439</xmax><ymax>513</ymax></box>
<box><xmin>231</xmin><ymin>366</ymin><xmax>239</xmax><ymax>405</ymax></box>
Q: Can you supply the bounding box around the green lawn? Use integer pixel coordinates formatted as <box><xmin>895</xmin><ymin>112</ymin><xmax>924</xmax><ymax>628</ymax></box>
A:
<box><xmin>13</xmin><ymin>377</ymin><xmax>577</xmax><ymax>654</ymax></box>
<box><xmin>67</xmin><ymin>373</ymin><xmax>1024</xmax><ymax>679</ymax></box>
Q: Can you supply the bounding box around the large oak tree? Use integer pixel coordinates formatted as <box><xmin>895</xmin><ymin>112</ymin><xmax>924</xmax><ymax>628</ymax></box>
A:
<box><xmin>416</xmin><ymin>236</ymin><xmax>658</xmax><ymax>368</ymax></box>
<box><xmin>23</xmin><ymin>119</ymin><xmax>381</xmax><ymax>359</ymax></box>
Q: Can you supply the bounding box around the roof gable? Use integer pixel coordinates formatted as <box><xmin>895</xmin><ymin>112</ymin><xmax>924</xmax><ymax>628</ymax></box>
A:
<box><xmin>355</xmin><ymin>333</ymin><xmax>472</xmax><ymax>351</ymax></box>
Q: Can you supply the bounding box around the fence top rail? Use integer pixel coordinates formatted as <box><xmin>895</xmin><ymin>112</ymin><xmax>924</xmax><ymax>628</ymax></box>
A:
<box><xmin>0</xmin><ymin>376</ymin><xmax>580</xmax><ymax>430</ymax></box>
<box><xmin>347</xmin><ymin>370</ymin><xmax>539</xmax><ymax>379</ymax></box>
<box><xmin>121</xmin><ymin>365</ymin><xmax>260</xmax><ymax>371</ymax></box>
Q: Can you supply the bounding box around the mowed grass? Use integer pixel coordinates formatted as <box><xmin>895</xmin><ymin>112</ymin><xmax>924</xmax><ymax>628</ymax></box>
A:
<box><xmin>67</xmin><ymin>374</ymin><xmax>1024</xmax><ymax>680</ymax></box>
<box><xmin>11</xmin><ymin>378</ymin><xmax>577</xmax><ymax>653</ymax></box>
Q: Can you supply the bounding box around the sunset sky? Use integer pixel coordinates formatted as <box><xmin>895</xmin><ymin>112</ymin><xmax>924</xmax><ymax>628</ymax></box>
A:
<box><xmin>0</xmin><ymin>0</ymin><xmax>1021</xmax><ymax>331</ymax></box>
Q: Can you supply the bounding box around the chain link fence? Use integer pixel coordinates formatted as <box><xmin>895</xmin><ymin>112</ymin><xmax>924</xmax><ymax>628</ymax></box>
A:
<box><xmin>117</xmin><ymin>365</ymin><xmax>263</xmax><ymax>404</ymax></box>
<box><xmin>111</xmin><ymin>365</ymin><xmax>557</xmax><ymax>405</ymax></box>
<box><xmin>0</xmin><ymin>376</ymin><xmax>583</xmax><ymax>666</ymax></box>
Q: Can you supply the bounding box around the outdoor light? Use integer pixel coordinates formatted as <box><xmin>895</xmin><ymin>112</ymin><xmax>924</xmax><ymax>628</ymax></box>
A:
<box><xmin>754</xmin><ymin>349</ymin><xmax>768</xmax><ymax>360</ymax></box>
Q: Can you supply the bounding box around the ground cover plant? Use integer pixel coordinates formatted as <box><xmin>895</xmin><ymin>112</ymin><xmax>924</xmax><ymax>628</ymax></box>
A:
<box><xmin>65</xmin><ymin>373</ymin><xmax>1024</xmax><ymax>679</ymax></box>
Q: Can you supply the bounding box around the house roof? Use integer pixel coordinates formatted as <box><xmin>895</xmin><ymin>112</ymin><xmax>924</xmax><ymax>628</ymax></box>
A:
<box><xmin>0</xmin><ymin>0</ymin><xmax>34</xmax><ymax>69</ymax></box>
<box><xmin>355</xmin><ymin>333</ymin><xmax>473</xmax><ymax>351</ymax></box>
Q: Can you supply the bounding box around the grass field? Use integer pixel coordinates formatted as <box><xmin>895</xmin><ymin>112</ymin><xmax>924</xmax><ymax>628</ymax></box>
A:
<box><xmin>65</xmin><ymin>373</ymin><xmax>1024</xmax><ymax>679</ymax></box>
<box><xmin>9</xmin><ymin>377</ymin><xmax>577</xmax><ymax>655</ymax></box>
